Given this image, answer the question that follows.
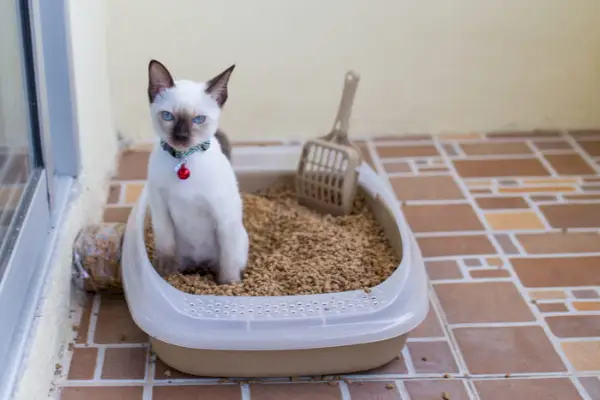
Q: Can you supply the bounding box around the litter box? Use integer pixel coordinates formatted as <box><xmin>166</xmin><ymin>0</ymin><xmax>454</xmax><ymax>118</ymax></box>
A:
<box><xmin>121</xmin><ymin>146</ymin><xmax>429</xmax><ymax>377</ymax></box>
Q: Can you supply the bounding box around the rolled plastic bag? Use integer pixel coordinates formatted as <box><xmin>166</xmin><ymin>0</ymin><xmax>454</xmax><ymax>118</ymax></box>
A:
<box><xmin>72</xmin><ymin>223</ymin><xmax>126</xmax><ymax>293</ymax></box>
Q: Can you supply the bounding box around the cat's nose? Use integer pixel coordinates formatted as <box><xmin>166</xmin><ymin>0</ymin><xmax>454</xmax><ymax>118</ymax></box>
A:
<box><xmin>172</xmin><ymin>131</ymin><xmax>190</xmax><ymax>141</ymax></box>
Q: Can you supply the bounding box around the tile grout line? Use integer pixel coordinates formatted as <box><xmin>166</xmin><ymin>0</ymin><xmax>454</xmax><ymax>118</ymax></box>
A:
<box><xmin>526</xmin><ymin>139</ymin><xmax>558</xmax><ymax>178</ymax></box>
<box><xmin>86</xmin><ymin>294</ymin><xmax>101</xmax><ymax>345</ymax></box>
<box><xmin>563</xmin><ymin>131</ymin><xmax>600</xmax><ymax>175</ymax></box>
<box><xmin>406</xmin><ymin>159</ymin><xmax>418</xmax><ymax>175</ymax></box>
<box><xmin>142</xmin><ymin>345</ymin><xmax>154</xmax><ymax>400</ymax></box>
<box><xmin>465</xmin><ymin>379</ymin><xmax>480</xmax><ymax>400</ymax></box>
<box><xmin>522</xmin><ymin>193</ymin><xmax>553</xmax><ymax>231</ymax></box>
<box><xmin>570</xmin><ymin>376</ymin><xmax>593</xmax><ymax>400</ymax></box>
<box><xmin>57</xmin><ymin>372</ymin><xmax>599</xmax><ymax>388</ymax></box>
<box><xmin>456</xmin><ymin>259</ymin><xmax>473</xmax><ymax>281</ymax></box>
<box><xmin>117</xmin><ymin>182</ymin><xmax>126</xmax><ymax>205</ymax></box>
<box><xmin>559</xmin><ymin>336</ymin><xmax>600</xmax><ymax>343</ymax></box>
<box><xmin>478</xmin><ymin>208</ymin><xmax>559</xmax><ymax>215</ymax></box>
<box><xmin>453</xmin><ymin>142</ymin><xmax>467</xmax><ymax>158</ymax></box>
<box><xmin>401</xmin><ymin>345</ymin><xmax>416</xmax><ymax>375</ymax></box>
<box><xmin>394</xmin><ymin>380</ymin><xmax>411</xmax><ymax>400</ymax></box>
<box><xmin>422</xmin><ymin>250</ymin><xmax>600</xmax><ymax>261</ymax></box>
<box><xmin>380</xmin><ymin>136</ymin><xmax>567</xmax><ymax>145</ymax></box>
<box><xmin>504</xmin><ymin>233</ymin><xmax>526</xmax><ymax>257</ymax></box>
<box><xmin>338</xmin><ymin>380</ymin><xmax>351</xmax><ymax>400</ymax></box>
<box><xmin>410</xmin><ymin>226</ymin><xmax>600</xmax><ymax>236</ymax></box>
<box><xmin>92</xmin><ymin>347</ymin><xmax>105</xmax><ymax>380</ymax></box>
<box><xmin>73</xmin><ymin>343</ymin><xmax>149</xmax><ymax>349</ymax></box>
<box><xmin>381</xmin><ymin>153</ymin><xmax>577</xmax><ymax>162</ymax></box>
<box><xmin>407</xmin><ymin>336</ymin><xmax>448</xmax><ymax>342</ymax></box>
<box><xmin>506</xmin><ymin>232</ymin><xmax>527</xmax><ymax>255</ymax></box>
<box><xmin>400</xmin><ymin>199</ymin><xmax>471</xmax><ymax>205</ymax></box>
<box><xmin>241</xmin><ymin>383</ymin><xmax>251</xmax><ymax>400</ymax></box>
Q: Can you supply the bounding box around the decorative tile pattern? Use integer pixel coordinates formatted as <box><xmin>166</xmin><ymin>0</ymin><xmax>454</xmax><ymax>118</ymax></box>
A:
<box><xmin>390</xmin><ymin>176</ymin><xmax>464</xmax><ymax>200</ymax></box>
<box><xmin>512</xmin><ymin>257</ymin><xmax>600</xmax><ymax>287</ymax></box>
<box><xmin>546</xmin><ymin>315</ymin><xmax>600</xmax><ymax>338</ymax></box>
<box><xmin>454</xmin><ymin>158</ymin><xmax>549</xmax><ymax>178</ymax></box>
<box><xmin>57</xmin><ymin>132</ymin><xmax>600</xmax><ymax>399</ymax></box>
<box><xmin>474</xmin><ymin>378</ymin><xmax>583</xmax><ymax>400</ymax></box>
<box><xmin>485</xmin><ymin>212</ymin><xmax>545</xmax><ymax>231</ymax></box>
<box><xmin>454</xmin><ymin>326</ymin><xmax>567</xmax><ymax>374</ymax></box>
<box><xmin>403</xmin><ymin>204</ymin><xmax>483</xmax><ymax>232</ymax></box>
<box><xmin>434</xmin><ymin>282</ymin><xmax>534</xmax><ymax>323</ymax></box>
<box><xmin>544</xmin><ymin>154</ymin><xmax>596</xmax><ymax>175</ymax></box>
<box><xmin>101</xmin><ymin>348</ymin><xmax>147</xmax><ymax>379</ymax></box>
<box><xmin>61</xmin><ymin>387</ymin><xmax>144</xmax><ymax>400</ymax></box>
<box><xmin>407</xmin><ymin>341</ymin><xmax>459</xmax><ymax>374</ymax></box>
<box><xmin>475</xmin><ymin>196</ymin><xmax>529</xmax><ymax>210</ymax></box>
<box><xmin>250</xmin><ymin>383</ymin><xmax>341</xmax><ymax>400</ymax></box>
<box><xmin>459</xmin><ymin>142</ymin><xmax>532</xmax><ymax>155</ymax></box>
<box><xmin>67</xmin><ymin>348</ymin><xmax>97</xmax><ymax>380</ymax></box>
<box><xmin>580</xmin><ymin>376</ymin><xmax>600</xmax><ymax>399</ymax></box>
<box><xmin>376</xmin><ymin>144</ymin><xmax>439</xmax><ymax>158</ymax></box>
<box><xmin>540</xmin><ymin>204</ymin><xmax>600</xmax><ymax>228</ymax></box>
<box><xmin>425</xmin><ymin>260</ymin><xmax>463</xmax><ymax>281</ymax></box>
<box><xmin>516</xmin><ymin>232</ymin><xmax>600</xmax><ymax>254</ymax></box>
<box><xmin>347</xmin><ymin>382</ymin><xmax>401</xmax><ymax>400</ymax></box>
<box><xmin>562</xmin><ymin>341</ymin><xmax>600</xmax><ymax>371</ymax></box>
<box><xmin>153</xmin><ymin>386</ymin><xmax>242</xmax><ymax>400</ymax></box>
<box><xmin>416</xmin><ymin>235</ymin><xmax>496</xmax><ymax>257</ymax></box>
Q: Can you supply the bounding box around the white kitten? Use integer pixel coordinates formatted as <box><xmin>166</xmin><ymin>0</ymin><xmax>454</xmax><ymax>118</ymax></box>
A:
<box><xmin>146</xmin><ymin>60</ymin><xmax>248</xmax><ymax>284</ymax></box>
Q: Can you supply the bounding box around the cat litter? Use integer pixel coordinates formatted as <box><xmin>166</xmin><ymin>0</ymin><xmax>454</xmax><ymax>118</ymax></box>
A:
<box><xmin>145</xmin><ymin>184</ymin><xmax>399</xmax><ymax>296</ymax></box>
<box><xmin>121</xmin><ymin>146</ymin><xmax>428</xmax><ymax>377</ymax></box>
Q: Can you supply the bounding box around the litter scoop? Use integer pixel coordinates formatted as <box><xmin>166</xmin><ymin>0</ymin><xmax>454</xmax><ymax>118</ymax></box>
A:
<box><xmin>296</xmin><ymin>71</ymin><xmax>362</xmax><ymax>216</ymax></box>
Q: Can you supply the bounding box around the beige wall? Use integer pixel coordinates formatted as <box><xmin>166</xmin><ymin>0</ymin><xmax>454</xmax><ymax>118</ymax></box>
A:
<box><xmin>106</xmin><ymin>0</ymin><xmax>600</xmax><ymax>141</ymax></box>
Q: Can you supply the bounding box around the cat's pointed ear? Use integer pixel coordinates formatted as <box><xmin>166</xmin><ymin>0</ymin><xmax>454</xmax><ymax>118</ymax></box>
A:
<box><xmin>148</xmin><ymin>60</ymin><xmax>175</xmax><ymax>103</ymax></box>
<box><xmin>205</xmin><ymin>64</ymin><xmax>235</xmax><ymax>107</ymax></box>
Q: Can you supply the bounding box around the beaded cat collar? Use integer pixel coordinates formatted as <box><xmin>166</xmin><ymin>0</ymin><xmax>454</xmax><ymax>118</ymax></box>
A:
<box><xmin>160</xmin><ymin>139</ymin><xmax>211</xmax><ymax>180</ymax></box>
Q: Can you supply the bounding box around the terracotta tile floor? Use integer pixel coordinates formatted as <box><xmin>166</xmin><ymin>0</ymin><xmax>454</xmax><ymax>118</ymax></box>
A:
<box><xmin>55</xmin><ymin>130</ymin><xmax>600</xmax><ymax>399</ymax></box>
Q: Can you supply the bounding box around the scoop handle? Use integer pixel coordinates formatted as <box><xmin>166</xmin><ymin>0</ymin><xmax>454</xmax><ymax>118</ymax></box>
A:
<box><xmin>325</xmin><ymin>71</ymin><xmax>360</xmax><ymax>144</ymax></box>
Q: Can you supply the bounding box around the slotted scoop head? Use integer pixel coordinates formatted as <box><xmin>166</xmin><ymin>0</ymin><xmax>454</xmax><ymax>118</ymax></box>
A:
<box><xmin>296</xmin><ymin>71</ymin><xmax>362</xmax><ymax>216</ymax></box>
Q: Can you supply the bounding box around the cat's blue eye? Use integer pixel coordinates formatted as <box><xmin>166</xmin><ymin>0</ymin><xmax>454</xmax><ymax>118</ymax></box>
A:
<box><xmin>161</xmin><ymin>111</ymin><xmax>174</xmax><ymax>121</ymax></box>
<box><xmin>192</xmin><ymin>115</ymin><xmax>206</xmax><ymax>124</ymax></box>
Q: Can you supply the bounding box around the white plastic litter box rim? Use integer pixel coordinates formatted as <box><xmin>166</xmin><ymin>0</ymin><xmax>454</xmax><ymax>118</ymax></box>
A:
<box><xmin>121</xmin><ymin>146</ymin><xmax>429</xmax><ymax>351</ymax></box>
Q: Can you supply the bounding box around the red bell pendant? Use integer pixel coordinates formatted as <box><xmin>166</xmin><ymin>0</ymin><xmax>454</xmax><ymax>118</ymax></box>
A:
<box><xmin>177</xmin><ymin>163</ymin><xmax>191</xmax><ymax>180</ymax></box>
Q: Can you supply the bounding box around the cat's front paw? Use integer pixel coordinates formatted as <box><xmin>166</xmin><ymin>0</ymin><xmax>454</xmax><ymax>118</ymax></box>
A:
<box><xmin>154</xmin><ymin>254</ymin><xmax>180</xmax><ymax>277</ymax></box>
<box><xmin>217</xmin><ymin>252</ymin><xmax>247</xmax><ymax>284</ymax></box>
<box><xmin>217</xmin><ymin>225</ymin><xmax>248</xmax><ymax>285</ymax></box>
<box><xmin>217</xmin><ymin>263</ymin><xmax>244</xmax><ymax>285</ymax></box>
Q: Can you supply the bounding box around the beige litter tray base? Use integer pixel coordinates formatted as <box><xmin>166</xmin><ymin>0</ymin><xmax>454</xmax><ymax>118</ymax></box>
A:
<box><xmin>150</xmin><ymin>172</ymin><xmax>408</xmax><ymax>377</ymax></box>
<box><xmin>151</xmin><ymin>334</ymin><xmax>407</xmax><ymax>378</ymax></box>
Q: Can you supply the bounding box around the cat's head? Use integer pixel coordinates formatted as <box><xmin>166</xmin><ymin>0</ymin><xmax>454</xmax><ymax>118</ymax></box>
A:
<box><xmin>147</xmin><ymin>60</ymin><xmax>234</xmax><ymax>150</ymax></box>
